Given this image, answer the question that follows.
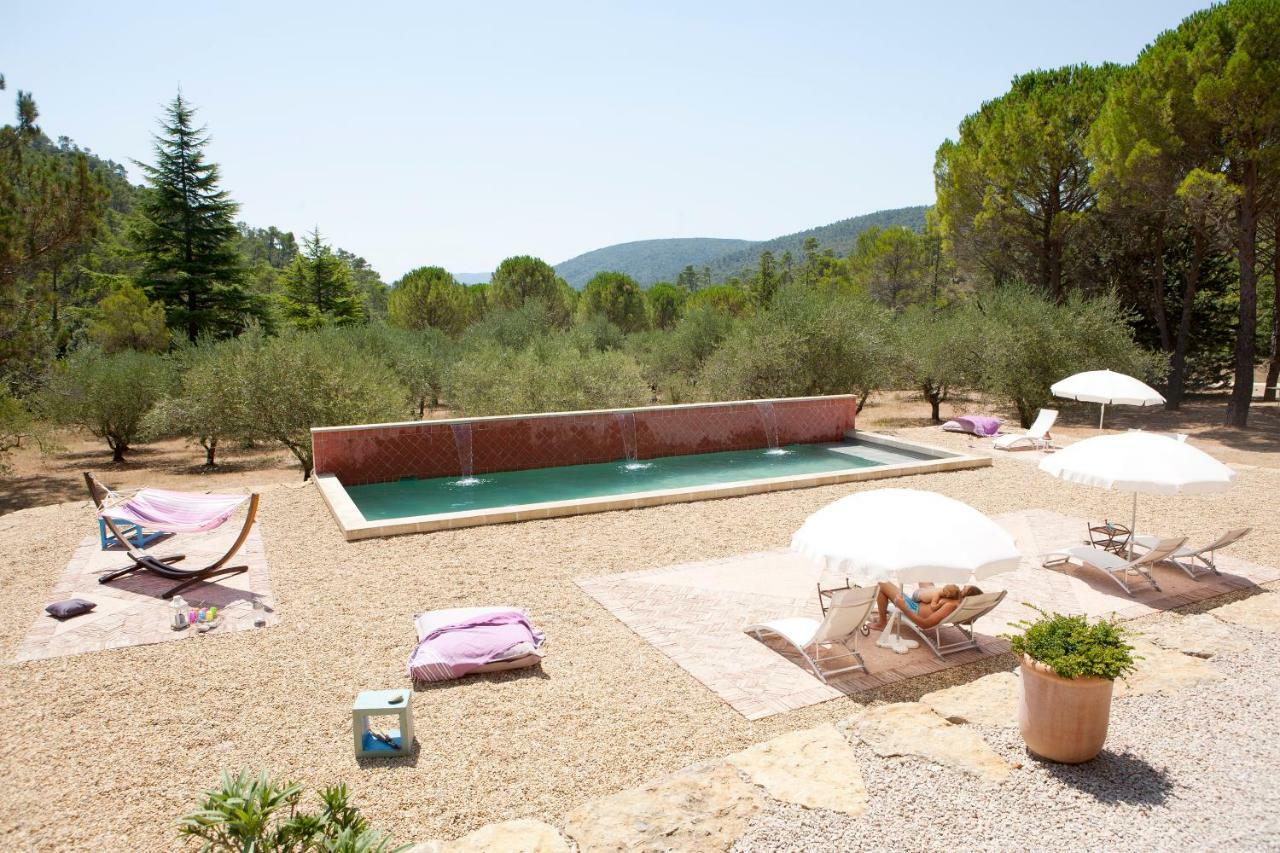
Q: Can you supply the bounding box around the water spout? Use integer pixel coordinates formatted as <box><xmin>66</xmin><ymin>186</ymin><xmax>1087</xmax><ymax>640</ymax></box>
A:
<box><xmin>450</xmin><ymin>423</ymin><xmax>481</xmax><ymax>485</ymax></box>
<box><xmin>614</xmin><ymin>412</ymin><xmax>651</xmax><ymax>471</ymax></box>
<box><xmin>755</xmin><ymin>401</ymin><xmax>791</xmax><ymax>455</ymax></box>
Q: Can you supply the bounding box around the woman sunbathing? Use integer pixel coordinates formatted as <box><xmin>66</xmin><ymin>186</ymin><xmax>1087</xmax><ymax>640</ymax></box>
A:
<box><xmin>868</xmin><ymin>582</ymin><xmax>982</xmax><ymax>631</ymax></box>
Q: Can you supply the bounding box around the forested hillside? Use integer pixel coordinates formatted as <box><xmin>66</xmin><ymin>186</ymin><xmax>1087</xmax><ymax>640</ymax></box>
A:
<box><xmin>704</xmin><ymin>206</ymin><xmax>929</xmax><ymax>281</ymax></box>
<box><xmin>549</xmin><ymin>207</ymin><xmax>929</xmax><ymax>289</ymax></box>
<box><xmin>554</xmin><ymin>238</ymin><xmax>754</xmax><ymax>289</ymax></box>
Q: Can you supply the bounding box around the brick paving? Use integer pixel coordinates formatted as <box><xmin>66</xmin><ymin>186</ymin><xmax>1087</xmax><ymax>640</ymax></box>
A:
<box><xmin>14</xmin><ymin>524</ymin><xmax>278</xmax><ymax>662</ymax></box>
<box><xmin>577</xmin><ymin>509</ymin><xmax>1277</xmax><ymax>720</ymax></box>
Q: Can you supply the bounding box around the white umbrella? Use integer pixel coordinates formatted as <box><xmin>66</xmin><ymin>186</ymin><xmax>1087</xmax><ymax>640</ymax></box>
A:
<box><xmin>792</xmin><ymin>488</ymin><xmax>1019</xmax><ymax>654</ymax></box>
<box><xmin>1038</xmin><ymin>431</ymin><xmax>1235</xmax><ymax>556</ymax></box>
<box><xmin>1051</xmin><ymin>369</ymin><xmax>1164</xmax><ymax>429</ymax></box>
<box><xmin>791</xmin><ymin>488</ymin><xmax>1021</xmax><ymax>586</ymax></box>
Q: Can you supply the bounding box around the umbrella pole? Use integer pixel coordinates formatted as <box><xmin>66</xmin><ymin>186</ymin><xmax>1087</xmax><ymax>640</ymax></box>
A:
<box><xmin>1099</xmin><ymin>403</ymin><xmax>1106</xmax><ymax>431</ymax></box>
<box><xmin>1128</xmin><ymin>492</ymin><xmax>1137</xmax><ymax>559</ymax></box>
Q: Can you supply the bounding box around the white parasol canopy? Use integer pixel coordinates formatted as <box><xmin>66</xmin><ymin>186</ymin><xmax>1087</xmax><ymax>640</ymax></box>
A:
<box><xmin>790</xmin><ymin>488</ymin><xmax>1021</xmax><ymax>586</ymax></box>
<box><xmin>1051</xmin><ymin>369</ymin><xmax>1165</xmax><ymax>429</ymax></box>
<box><xmin>1038</xmin><ymin>431</ymin><xmax>1235</xmax><ymax>554</ymax></box>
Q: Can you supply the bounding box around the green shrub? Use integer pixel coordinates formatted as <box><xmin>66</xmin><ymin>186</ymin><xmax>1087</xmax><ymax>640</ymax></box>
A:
<box><xmin>446</xmin><ymin>337</ymin><xmax>650</xmax><ymax>416</ymax></box>
<box><xmin>959</xmin><ymin>285</ymin><xmax>1168</xmax><ymax>427</ymax></box>
<box><xmin>697</xmin><ymin>285</ymin><xmax>896</xmax><ymax>407</ymax></box>
<box><xmin>1008</xmin><ymin>606</ymin><xmax>1138</xmax><ymax>681</ymax></box>
<box><xmin>177</xmin><ymin>769</ymin><xmax>405</xmax><ymax>852</ymax></box>
<box><xmin>632</xmin><ymin>305</ymin><xmax>735</xmax><ymax>400</ymax></box>
<box><xmin>233</xmin><ymin>332</ymin><xmax>409</xmax><ymax>478</ymax></box>
<box><xmin>323</xmin><ymin>324</ymin><xmax>454</xmax><ymax>417</ymax></box>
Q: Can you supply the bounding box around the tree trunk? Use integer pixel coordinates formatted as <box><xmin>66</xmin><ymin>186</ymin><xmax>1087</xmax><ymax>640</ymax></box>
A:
<box><xmin>923</xmin><ymin>384</ymin><xmax>943</xmax><ymax>422</ymax></box>
<box><xmin>1265</xmin><ymin>216</ymin><xmax>1280</xmax><ymax>403</ymax></box>
<box><xmin>1227</xmin><ymin>177</ymin><xmax>1259</xmax><ymax>428</ymax></box>
<box><xmin>1039</xmin><ymin>216</ymin><xmax>1053</xmax><ymax>296</ymax></box>
<box><xmin>1166</xmin><ymin>229</ymin><xmax>1205</xmax><ymax>411</ymax></box>
<box><xmin>1151</xmin><ymin>225</ymin><xmax>1172</xmax><ymax>353</ymax></box>
<box><xmin>204</xmin><ymin>437</ymin><xmax>218</xmax><ymax>467</ymax></box>
<box><xmin>109</xmin><ymin>437</ymin><xmax>126</xmax><ymax>463</ymax></box>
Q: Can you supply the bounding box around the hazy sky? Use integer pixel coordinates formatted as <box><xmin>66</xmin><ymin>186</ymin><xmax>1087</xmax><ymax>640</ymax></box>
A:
<box><xmin>6</xmin><ymin>1</ymin><xmax>1207</xmax><ymax>280</ymax></box>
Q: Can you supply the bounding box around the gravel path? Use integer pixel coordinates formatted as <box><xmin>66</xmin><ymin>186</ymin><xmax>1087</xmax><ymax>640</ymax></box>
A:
<box><xmin>0</xmin><ymin>426</ymin><xmax>1276</xmax><ymax>850</ymax></box>
<box><xmin>734</xmin><ymin>590</ymin><xmax>1280</xmax><ymax>852</ymax></box>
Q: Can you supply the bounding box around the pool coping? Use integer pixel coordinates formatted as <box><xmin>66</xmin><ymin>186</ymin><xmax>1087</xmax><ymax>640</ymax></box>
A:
<box><xmin>315</xmin><ymin>430</ymin><xmax>991</xmax><ymax>541</ymax></box>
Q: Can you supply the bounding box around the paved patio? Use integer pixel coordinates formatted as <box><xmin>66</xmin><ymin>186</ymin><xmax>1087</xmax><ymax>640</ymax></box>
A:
<box><xmin>14</xmin><ymin>524</ymin><xmax>278</xmax><ymax>662</ymax></box>
<box><xmin>577</xmin><ymin>508</ymin><xmax>1278</xmax><ymax>719</ymax></box>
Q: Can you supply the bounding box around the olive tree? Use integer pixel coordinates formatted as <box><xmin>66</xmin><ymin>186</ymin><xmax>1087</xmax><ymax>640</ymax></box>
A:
<box><xmin>698</xmin><ymin>286</ymin><xmax>896</xmax><ymax>409</ymax></box>
<box><xmin>897</xmin><ymin>307</ymin><xmax>971</xmax><ymax>422</ymax></box>
<box><xmin>446</xmin><ymin>337</ymin><xmax>649</xmax><ymax>417</ymax></box>
<box><xmin>960</xmin><ymin>285</ymin><xmax>1168</xmax><ymax>427</ymax></box>
<box><xmin>143</xmin><ymin>338</ymin><xmax>253</xmax><ymax>467</ymax></box>
<box><xmin>234</xmin><ymin>332</ymin><xmax>409</xmax><ymax>479</ymax></box>
<box><xmin>43</xmin><ymin>347</ymin><xmax>174</xmax><ymax>462</ymax></box>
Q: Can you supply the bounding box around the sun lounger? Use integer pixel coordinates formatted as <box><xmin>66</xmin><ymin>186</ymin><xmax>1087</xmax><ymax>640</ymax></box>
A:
<box><xmin>1044</xmin><ymin>536</ymin><xmax>1185</xmax><ymax>596</ymax></box>
<box><xmin>901</xmin><ymin>589</ymin><xmax>1007</xmax><ymax>661</ymax></box>
<box><xmin>746</xmin><ymin>586</ymin><xmax>876</xmax><ymax>683</ymax></box>
<box><xmin>85</xmin><ymin>472</ymin><xmax>259</xmax><ymax>599</ymax></box>
<box><xmin>993</xmin><ymin>408</ymin><xmax>1057</xmax><ymax>451</ymax></box>
<box><xmin>1131</xmin><ymin>528</ymin><xmax>1251</xmax><ymax>579</ymax></box>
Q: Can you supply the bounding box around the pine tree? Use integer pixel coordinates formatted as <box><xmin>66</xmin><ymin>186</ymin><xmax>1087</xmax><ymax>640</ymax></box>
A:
<box><xmin>134</xmin><ymin>93</ymin><xmax>256</xmax><ymax>341</ymax></box>
<box><xmin>281</xmin><ymin>228</ymin><xmax>363</xmax><ymax>329</ymax></box>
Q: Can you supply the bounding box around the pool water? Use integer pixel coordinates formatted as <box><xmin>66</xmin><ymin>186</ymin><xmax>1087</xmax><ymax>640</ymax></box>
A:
<box><xmin>345</xmin><ymin>440</ymin><xmax>936</xmax><ymax>520</ymax></box>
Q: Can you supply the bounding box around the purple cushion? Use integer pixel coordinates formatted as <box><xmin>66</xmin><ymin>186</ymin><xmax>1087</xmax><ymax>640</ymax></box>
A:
<box><xmin>45</xmin><ymin>598</ymin><xmax>96</xmax><ymax>620</ymax></box>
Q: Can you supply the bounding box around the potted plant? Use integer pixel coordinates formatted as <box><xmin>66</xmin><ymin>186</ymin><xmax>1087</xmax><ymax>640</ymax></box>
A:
<box><xmin>1008</xmin><ymin>607</ymin><xmax>1137</xmax><ymax>764</ymax></box>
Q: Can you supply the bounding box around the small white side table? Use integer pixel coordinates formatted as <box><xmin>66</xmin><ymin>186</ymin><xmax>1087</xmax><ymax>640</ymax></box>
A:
<box><xmin>352</xmin><ymin>689</ymin><xmax>414</xmax><ymax>757</ymax></box>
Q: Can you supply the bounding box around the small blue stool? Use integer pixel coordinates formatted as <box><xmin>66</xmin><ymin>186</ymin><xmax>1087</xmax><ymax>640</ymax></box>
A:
<box><xmin>98</xmin><ymin>517</ymin><xmax>165</xmax><ymax>551</ymax></box>
<box><xmin>352</xmin><ymin>689</ymin><xmax>414</xmax><ymax>757</ymax></box>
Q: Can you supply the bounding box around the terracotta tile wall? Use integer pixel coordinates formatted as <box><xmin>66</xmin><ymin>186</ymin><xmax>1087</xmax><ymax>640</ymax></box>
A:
<box><xmin>313</xmin><ymin>396</ymin><xmax>857</xmax><ymax>486</ymax></box>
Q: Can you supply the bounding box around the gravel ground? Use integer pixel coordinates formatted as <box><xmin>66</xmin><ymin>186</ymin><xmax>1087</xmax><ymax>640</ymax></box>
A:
<box><xmin>734</xmin><ymin>588</ymin><xmax>1280</xmax><ymax>852</ymax></box>
<box><xmin>0</xmin><ymin>425</ymin><xmax>1277</xmax><ymax>850</ymax></box>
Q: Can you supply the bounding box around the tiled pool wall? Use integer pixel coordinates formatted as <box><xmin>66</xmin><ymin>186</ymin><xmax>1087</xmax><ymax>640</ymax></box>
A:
<box><xmin>312</xmin><ymin>395</ymin><xmax>859</xmax><ymax>487</ymax></box>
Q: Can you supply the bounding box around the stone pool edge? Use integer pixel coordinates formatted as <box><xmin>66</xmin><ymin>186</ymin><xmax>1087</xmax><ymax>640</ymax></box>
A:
<box><xmin>314</xmin><ymin>431</ymin><xmax>991</xmax><ymax>541</ymax></box>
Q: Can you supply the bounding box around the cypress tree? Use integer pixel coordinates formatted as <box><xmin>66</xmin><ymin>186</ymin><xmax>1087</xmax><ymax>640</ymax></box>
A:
<box><xmin>280</xmin><ymin>227</ymin><xmax>363</xmax><ymax>329</ymax></box>
<box><xmin>134</xmin><ymin>93</ymin><xmax>256</xmax><ymax>341</ymax></box>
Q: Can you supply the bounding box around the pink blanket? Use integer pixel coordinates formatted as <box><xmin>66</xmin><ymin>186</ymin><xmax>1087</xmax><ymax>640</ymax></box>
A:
<box><xmin>408</xmin><ymin>607</ymin><xmax>546</xmax><ymax>683</ymax></box>
<box><xmin>101</xmin><ymin>488</ymin><xmax>250</xmax><ymax>534</ymax></box>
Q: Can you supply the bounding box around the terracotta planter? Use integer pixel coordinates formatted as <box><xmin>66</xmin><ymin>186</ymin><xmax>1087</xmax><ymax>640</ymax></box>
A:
<box><xmin>1018</xmin><ymin>654</ymin><xmax>1114</xmax><ymax>764</ymax></box>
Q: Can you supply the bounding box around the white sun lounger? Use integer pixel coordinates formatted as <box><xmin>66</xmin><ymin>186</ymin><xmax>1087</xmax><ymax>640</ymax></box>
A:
<box><xmin>1045</xmin><ymin>536</ymin><xmax>1186</xmax><ymax>595</ymax></box>
<box><xmin>1132</xmin><ymin>528</ymin><xmax>1251</xmax><ymax>579</ymax></box>
<box><xmin>993</xmin><ymin>409</ymin><xmax>1057</xmax><ymax>451</ymax></box>
<box><xmin>746</xmin><ymin>586</ymin><xmax>876</xmax><ymax>683</ymax></box>
<box><xmin>902</xmin><ymin>589</ymin><xmax>1007</xmax><ymax>661</ymax></box>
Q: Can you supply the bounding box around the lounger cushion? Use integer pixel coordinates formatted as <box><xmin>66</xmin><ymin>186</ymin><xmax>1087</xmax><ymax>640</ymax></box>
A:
<box><xmin>45</xmin><ymin>598</ymin><xmax>96</xmax><ymax>620</ymax></box>
<box><xmin>942</xmin><ymin>416</ymin><xmax>1002</xmax><ymax>437</ymax></box>
<box><xmin>408</xmin><ymin>606</ymin><xmax>546</xmax><ymax>683</ymax></box>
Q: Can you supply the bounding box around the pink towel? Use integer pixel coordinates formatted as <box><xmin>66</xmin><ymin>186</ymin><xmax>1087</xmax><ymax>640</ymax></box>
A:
<box><xmin>101</xmin><ymin>489</ymin><xmax>249</xmax><ymax>534</ymax></box>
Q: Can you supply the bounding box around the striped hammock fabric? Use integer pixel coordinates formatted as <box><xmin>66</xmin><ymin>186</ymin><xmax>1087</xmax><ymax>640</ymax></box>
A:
<box><xmin>99</xmin><ymin>488</ymin><xmax>250</xmax><ymax>534</ymax></box>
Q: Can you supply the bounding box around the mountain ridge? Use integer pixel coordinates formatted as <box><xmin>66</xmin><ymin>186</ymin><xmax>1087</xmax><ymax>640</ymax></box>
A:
<box><xmin>450</xmin><ymin>204</ymin><xmax>930</xmax><ymax>288</ymax></box>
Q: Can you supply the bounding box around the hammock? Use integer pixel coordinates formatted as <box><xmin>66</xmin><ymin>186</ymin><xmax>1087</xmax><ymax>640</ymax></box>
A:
<box><xmin>98</xmin><ymin>488</ymin><xmax>251</xmax><ymax>534</ymax></box>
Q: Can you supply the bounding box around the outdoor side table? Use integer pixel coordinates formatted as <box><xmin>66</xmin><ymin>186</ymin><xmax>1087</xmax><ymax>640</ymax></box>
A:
<box><xmin>352</xmin><ymin>689</ymin><xmax>414</xmax><ymax>757</ymax></box>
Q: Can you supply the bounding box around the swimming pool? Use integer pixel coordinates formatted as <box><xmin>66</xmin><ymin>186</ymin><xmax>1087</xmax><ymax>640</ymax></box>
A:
<box><xmin>314</xmin><ymin>423</ymin><xmax>988</xmax><ymax>539</ymax></box>
<box><xmin>346</xmin><ymin>439</ymin><xmax>934</xmax><ymax>520</ymax></box>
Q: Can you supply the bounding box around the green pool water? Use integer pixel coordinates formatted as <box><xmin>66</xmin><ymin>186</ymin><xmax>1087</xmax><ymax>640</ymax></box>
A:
<box><xmin>345</xmin><ymin>440</ymin><xmax>937</xmax><ymax>520</ymax></box>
